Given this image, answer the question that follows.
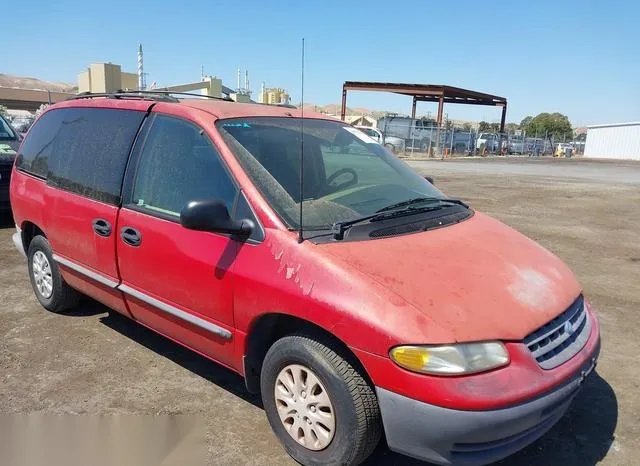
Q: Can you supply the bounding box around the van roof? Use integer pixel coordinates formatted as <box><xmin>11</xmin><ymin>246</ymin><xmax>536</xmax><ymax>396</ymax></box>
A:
<box><xmin>54</xmin><ymin>92</ymin><xmax>334</xmax><ymax>121</ymax></box>
<box><xmin>178</xmin><ymin>99</ymin><xmax>331</xmax><ymax>120</ymax></box>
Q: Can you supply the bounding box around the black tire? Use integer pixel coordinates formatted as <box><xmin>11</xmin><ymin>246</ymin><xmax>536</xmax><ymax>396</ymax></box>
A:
<box><xmin>27</xmin><ymin>235</ymin><xmax>81</xmax><ymax>313</ymax></box>
<box><xmin>261</xmin><ymin>334</ymin><xmax>382</xmax><ymax>466</ymax></box>
<box><xmin>384</xmin><ymin>143</ymin><xmax>395</xmax><ymax>152</ymax></box>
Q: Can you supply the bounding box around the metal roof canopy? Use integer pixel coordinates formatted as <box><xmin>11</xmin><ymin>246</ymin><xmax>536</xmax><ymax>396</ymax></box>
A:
<box><xmin>341</xmin><ymin>81</ymin><xmax>508</xmax><ymax>131</ymax></box>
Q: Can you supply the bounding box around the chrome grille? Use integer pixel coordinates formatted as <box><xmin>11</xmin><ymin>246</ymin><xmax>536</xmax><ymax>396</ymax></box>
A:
<box><xmin>524</xmin><ymin>296</ymin><xmax>591</xmax><ymax>369</ymax></box>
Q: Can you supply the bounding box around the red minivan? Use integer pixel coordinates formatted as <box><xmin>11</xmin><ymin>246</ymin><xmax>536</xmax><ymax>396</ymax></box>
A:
<box><xmin>10</xmin><ymin>93</ymin><xmax>600</xmax><ymax>466</ymax></box>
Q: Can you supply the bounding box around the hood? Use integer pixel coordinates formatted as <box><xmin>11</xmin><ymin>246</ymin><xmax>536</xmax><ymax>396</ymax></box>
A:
<box><xmin>319</xmin><ymin>212</ymin><xmax>582</xmax><ymax>343</ymax></box>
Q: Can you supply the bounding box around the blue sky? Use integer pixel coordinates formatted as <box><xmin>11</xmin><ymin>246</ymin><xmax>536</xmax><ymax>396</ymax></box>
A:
<box><xmin>4</xmin><ymin>0</ymin><xmax>639</xmax><ymax>125</ymax></box>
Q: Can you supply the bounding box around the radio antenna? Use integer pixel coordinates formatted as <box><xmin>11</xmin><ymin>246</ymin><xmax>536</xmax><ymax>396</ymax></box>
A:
<box><xmin>298</xmin><ymin>38</ymin><xmax>305</xmax><ymax>243</ymax></box>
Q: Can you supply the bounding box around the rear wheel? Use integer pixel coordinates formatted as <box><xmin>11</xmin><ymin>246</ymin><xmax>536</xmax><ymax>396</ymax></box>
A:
<box><xmin>261</xmin><ymin>334</ymin><xmax>382</xmax><ymax>466</ymax></box>
<box><xmin>384</xmin><ymin>142</ymin><xmax>396</xmax><ymax>152</ymax></box>
<box><xmin>27</xmin><ymin>235</ymin><xmax>81</xmax><ymax>313</ymax></box>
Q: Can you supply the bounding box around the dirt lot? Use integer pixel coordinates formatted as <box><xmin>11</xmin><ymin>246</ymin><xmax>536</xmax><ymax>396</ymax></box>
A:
<box><xmin>1</xmin><ymin>157</ymin><xmax>639</xmax><ymax>465</ymax></box>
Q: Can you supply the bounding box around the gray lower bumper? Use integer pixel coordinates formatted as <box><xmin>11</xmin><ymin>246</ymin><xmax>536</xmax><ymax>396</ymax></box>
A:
<box><xmin>12</xmin><ymin>226</ymin><xmax>25</xmax><ymax>257</ymax></box>
<box><xmin>377</xmin><ymin>356</ymin><xmax>598</xmax><ymax>466</ymax></box>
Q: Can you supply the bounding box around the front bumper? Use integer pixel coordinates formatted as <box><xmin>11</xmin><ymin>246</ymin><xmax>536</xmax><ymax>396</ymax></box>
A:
<box><xmin>377</xmin><ymin>342</ymin><xmax>600</xmax><ymax>466</ymax></box>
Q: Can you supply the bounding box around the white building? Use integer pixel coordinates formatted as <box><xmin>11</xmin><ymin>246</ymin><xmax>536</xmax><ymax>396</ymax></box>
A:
<box><xmin>584</xmin><ymin>122</ymin><xmax>640</xmax><ymax>160</ymax></box>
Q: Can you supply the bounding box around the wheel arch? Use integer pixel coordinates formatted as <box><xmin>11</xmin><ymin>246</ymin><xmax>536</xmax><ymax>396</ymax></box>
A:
<box><xmin>20</xmin><ymin>220</ymin><xmax>46</xmax><ymax>253</ymax></box>
<box><xmin>242</xmin><ymin>312</ymin><xmax>374</xmax><ymax>394</ymax></box>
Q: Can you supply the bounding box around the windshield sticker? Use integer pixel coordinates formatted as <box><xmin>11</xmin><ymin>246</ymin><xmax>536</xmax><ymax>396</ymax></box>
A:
<box><xmin>343</xmin><ymin>126</ymin><xmax>376</xmax><ymax>144</ymax></box>
<box><xmin>222</xmin><ymin>122</ymin><xmax>251</xmax><ymax>128</ymax></box>
<box><xmin>0</xmin><ymin>144</ymin><xmax>17</xmax><ymax>154</ymax></box>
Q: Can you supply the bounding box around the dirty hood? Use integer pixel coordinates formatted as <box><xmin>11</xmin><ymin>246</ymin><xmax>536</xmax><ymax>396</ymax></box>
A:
<box><xmin>319</xmin><ymin>212</ymin><xmax>582</xmax><ymax>342</ymax></box>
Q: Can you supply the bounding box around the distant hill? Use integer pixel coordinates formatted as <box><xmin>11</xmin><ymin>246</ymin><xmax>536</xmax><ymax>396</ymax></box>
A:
<box><xmin>302</xmin><ymin>103</ymin><xmax>387</xmax><ymax>118</ymax></box>
<box><xmin>301</xmin><ymin>103</ymin><xmax>485</xmax><ymax>128</ymax></box>
<box><xmin>0</xmin><ymin>73</ymin><xmax>76</xmax><ymax>92</ymax></box>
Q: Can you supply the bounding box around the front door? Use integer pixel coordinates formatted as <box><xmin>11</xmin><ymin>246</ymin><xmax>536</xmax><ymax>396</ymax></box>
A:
<box><xmin>116</xmin><ymin>113</ymin><xmax>240</xmax><ymax>367</ymax></box>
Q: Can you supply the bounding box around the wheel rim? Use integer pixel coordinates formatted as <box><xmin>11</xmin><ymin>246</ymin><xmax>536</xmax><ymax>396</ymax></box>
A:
<box><xmin>32</xmin><ymin>251</ymin><xmax>53</xmax><ymax>299</ymax></box>
<box><xmin>274</xmin><ymin>364</ymin><xmax>336</xmax><ymax>451</ymax></box>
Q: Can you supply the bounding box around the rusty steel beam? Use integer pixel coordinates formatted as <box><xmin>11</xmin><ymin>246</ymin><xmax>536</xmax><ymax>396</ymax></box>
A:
<box><xmin>340</xmin><ymin>87</ymin><xmax>347</xmax><ymax>121</ymax></box>
<box><xmin>343</xmin><ymin>83</ymin><xmax>443</xmax><ymax>97</ymax></box>
<box><xmin>339</xmin><ymin>81</ymin><xmax>507</xmax><ymax>125</ymax></box>
<box><xmin>343</xmin><ymin>81</ymin><xmax>505</xmax><ymax>102</ymax></box>
<box><xmin>414</xmin><ymin>97</ymin><xmax>503</xmax><ymax>106</ymax></box>
<box><xmin>500</xmin><ymin>102</ymin><xmax>508</xmax><ymax>133</ymax></box>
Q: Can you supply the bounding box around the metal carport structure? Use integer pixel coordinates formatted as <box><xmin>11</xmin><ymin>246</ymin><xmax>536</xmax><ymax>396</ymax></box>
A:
<box><xmin>340</xmin><ymin>81</ymin><xmax>508</xmax><ymax>131</ymax></box>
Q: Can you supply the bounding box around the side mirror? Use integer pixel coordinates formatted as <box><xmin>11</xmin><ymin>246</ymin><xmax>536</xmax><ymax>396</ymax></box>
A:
<box><xmin>180</xmin><ymin>199</ymin><xmax>253</xmax><ymax>236</ymax></box>
<box><xmin>424</xmin><ymin>176</ymin><xmax>434</xmax><ymax>185</ymax></box>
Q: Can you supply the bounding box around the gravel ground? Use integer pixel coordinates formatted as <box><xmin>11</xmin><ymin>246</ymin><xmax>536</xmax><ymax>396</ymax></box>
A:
<box><xmin>1</xmin><ymin>157</ymin><xmax>638</xmax><ymax>465</ymax></box>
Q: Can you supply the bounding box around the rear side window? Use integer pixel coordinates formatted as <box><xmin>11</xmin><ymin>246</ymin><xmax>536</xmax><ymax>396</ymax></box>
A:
<box><xmin>15</xmin><ymin>110</ymin><xmax>64</xmax><ymax>178</ymax></box>
<box><xmin>46</xmin><ymin>107</ymin><xmax>145</xmax><ymax>204</ymax></box>
<box><xmin>131</xmin><ymin>115</ymin><xmax>237</xmax><ymax>217</ymax></box>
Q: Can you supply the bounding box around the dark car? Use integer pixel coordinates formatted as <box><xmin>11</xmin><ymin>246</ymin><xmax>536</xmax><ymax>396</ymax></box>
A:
<box><xmin>0</xmin><ymin>113</ymin><xmax>21</xmax><ymax>212</ymax></box>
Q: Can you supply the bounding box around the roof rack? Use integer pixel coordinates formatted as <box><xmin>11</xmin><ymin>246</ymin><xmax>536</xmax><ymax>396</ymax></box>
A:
<box><xmin>69</xmin><ymin>91</ymin><xmax>179</xmax><ymax>103</ymax></box>
<box><xmin>67</xmin><ymin>90</ymin><xmax>297</xmax><ymax>109</ymax></box>
<box><xmin>68</xmin><ymin>90</ymin><xmax>236</xmax><ymax>103</ymax></box>
<box><xmin>131</xmin><ymin>90</ymin><xmax>234</xmax><ymax>102</ymax></box>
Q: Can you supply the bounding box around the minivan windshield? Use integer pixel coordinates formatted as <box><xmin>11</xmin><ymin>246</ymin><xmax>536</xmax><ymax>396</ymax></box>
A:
<box><xmin>217</xmin><ymin>117</ymin><xmax>451</xmax><ymax>231</ymax></box>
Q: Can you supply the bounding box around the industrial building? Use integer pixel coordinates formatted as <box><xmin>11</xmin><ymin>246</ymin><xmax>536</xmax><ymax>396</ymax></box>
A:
<box><xmin>76</xmin><ymin>45</ymin><xmax>249</xmax><ymax>102</ymax></box>
<box><xmin>584</xmin><ymin>122</ymin><xmax>640</xmax><ymax>160</ymax></box>
<box><xmin>258</xmin><ymin>84</ymin><xmax>291</xmax><ymax>105</ymax></box>
<box><xmin>78</xmin><ymin>63</ymin><xmax>138</xmax><ymax>93</ymax></box>
<box><xmin>3</xmin><ymin>43</ymin><xmax>290</xmax><ymax>111</ymax></box>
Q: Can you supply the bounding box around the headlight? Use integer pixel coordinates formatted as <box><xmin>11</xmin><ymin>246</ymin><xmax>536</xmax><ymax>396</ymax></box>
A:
<box><xmin>389</xmin><ymin>342</ymin><xmax>509</xmax><ymax>376</ymax></box>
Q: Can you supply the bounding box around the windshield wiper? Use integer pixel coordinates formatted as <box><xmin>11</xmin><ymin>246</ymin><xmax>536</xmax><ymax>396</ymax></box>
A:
<box><xmin>376</xmin><ymin>197</ymin><xmax>468</xmax><ymax>213</ymax></box>
<box><xmin>331</xmin><ymin>214</ymin><xmax>381</xmax><ymax>240</ymax></box>
<box><xmin>330</xmin><ymin>198</ymin><xmax>468</xmax><ymax>240</ymax></box>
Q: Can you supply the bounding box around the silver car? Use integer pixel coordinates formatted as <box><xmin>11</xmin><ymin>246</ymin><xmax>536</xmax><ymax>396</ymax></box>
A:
<box><xmin>355</xmin><ymin>126</ymin><xmax>405</xmax><ymax>153</ymax></box>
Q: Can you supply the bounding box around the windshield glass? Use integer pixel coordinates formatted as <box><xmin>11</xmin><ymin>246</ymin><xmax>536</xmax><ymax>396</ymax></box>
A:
<box><xmin>0</xmin><ymin>115</ymin><xmax>18</xmax><ymax>141</ymax></box>
<box><xmin>217</xmin><ymin>117</ymin><xmax>445</xmax><ymax>230</ymax></box>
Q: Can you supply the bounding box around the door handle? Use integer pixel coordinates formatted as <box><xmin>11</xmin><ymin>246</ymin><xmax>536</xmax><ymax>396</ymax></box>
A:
<box><xmin>120</xmin><ymin>226</ymin><xmax>142</xmax><ymax>247</ymax></box>
<box><xmin>92</xmin><ymin>218</ymin><xmax>112</xmax><ymax>237</ymax></box>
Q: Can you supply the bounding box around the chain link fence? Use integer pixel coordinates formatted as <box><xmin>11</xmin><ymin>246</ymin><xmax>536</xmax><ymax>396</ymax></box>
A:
<box><xmin>372</xmin><ymin>116</ymin><xmax>582</xmax><ymax>158</ymax></box>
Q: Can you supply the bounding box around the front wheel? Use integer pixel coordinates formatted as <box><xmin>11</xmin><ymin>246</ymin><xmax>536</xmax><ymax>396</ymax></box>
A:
<box><xmin>260</xmin><ymin>334</ymin><xmax>381</xmax><ymax>466</ymax></box>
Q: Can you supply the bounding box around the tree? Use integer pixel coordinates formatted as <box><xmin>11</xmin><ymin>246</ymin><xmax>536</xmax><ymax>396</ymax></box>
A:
<box><xmin>478</xmin><ymin>121</ymin><xmax>491</xmax><ymax>131</ymax></box>
<box><xmin>0</xmin><ymin>105</ymin><xmax>8</xmax><ymax>119</ymax></box>
<box><xmin>520</xmin><ymin>112</ymin><xmax>573</xmax><ymax>140</ymax></box>
<box><xmin>520</xmin><ymin>116</ymin><xmax>533</xmax><ymax>129</ymax></box>
<box><xmin>443</xmin><ymin>117</ymin><xmax>454</xmax><ymax>130</ymax></box>
<box><xmin>505</xmin><ymin>123</ymin><xmax>519</xmax><ymax>134</ymax></box>
<box><xmin>461</xmin><ymin>122</ymin><xmax>473</xmax><ymax>131</ymax></box>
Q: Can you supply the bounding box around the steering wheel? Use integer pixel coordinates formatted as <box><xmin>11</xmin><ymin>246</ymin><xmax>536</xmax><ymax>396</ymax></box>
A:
<box><xmin>326</xmin><ymin>168</ymin><xmax>358</xmax><ymax>191</ymax></box>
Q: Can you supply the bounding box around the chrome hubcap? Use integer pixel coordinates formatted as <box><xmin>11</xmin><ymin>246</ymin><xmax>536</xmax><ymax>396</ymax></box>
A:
<box><xmin>274</xmin><ymin>364</ymin><xmax>336</xmax><ymax>451</ymax></box>
<box><xmin>32</xmin><ymin>251</ymin><xmax>53</xmax><ymax>299</ymax></box>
